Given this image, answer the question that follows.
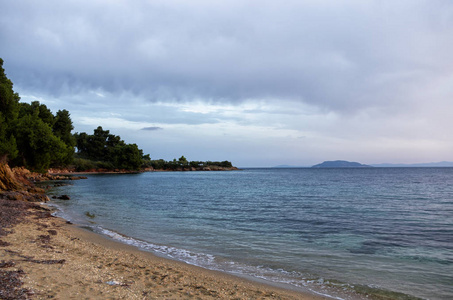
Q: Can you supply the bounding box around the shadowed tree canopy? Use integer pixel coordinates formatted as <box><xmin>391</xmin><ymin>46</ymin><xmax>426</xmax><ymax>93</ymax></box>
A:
<box><xmin>74</xmin><ymin>126</ymin><xmax>144</xmax><ymax>171</ymax></box>
<box><xmin>53</xmin><ymin>109</ymin><xmax>76</xmax><ymax>147</ymax></box>
<box><xmin>0</xmin><ymin>58</ymin><xmax>20</xmax><ymax>161</ymax></box>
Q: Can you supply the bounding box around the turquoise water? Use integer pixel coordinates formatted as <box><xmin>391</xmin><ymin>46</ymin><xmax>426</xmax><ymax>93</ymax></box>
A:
<box><xmin>49</xmin><ymin>168</ymin><xmax>453</xmax><ymax>299</ymax></box>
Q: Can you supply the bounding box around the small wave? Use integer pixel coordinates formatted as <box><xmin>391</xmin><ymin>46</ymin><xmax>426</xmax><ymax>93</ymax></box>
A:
<box><xmin>48</xmin><ymin>204</ymin><xmax>419</xmax><ymax>300</ymax></box>
<box><xmin>94</xmin><ymin>226</ymin><xmax>358</xmax><ymax>300</ymax></box>
<box><xmin>45</xmin><ymin>202</ymin><xmax>76</xmax><ymax>223</ymax></box>
<box><xmin>97</xmin><ymin>227</ymin><xmax>216</xmax><ymax>267</ymax></box>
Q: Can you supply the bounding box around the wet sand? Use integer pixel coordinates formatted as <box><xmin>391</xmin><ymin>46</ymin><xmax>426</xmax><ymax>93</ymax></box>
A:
<box><xmin>0</xmin><ymin>205</ymin><xmax>328</xmax><ymax>299</ymax></box>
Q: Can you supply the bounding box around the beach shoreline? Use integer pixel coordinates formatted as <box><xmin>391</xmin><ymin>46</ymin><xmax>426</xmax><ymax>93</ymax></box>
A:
<box><xmin>1</xmin><ymin>200</ymin><xmax>330</xmax><ymax>299</ymax></box>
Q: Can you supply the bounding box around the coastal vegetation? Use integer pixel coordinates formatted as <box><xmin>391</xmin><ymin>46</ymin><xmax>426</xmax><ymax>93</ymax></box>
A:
<box><xmin>147</xmin><ymin>157</ymin><xmax>234</xmax><ymax>171</ymax></box>
<box><xmin>74</xmin><ymin>126</ymin><xmax>145</xmax><ymax>171</ymax></box>
<box><xmin>0</xmin><ymin>58</ymin><xmax>234</xmax><ymax>173</ymax></box>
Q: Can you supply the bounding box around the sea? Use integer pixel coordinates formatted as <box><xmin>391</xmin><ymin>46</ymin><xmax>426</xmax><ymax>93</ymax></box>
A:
<box><xmin>46</xmin><ymin>168</ymin><xmax>453</xmax><ymax>300</ymax></box>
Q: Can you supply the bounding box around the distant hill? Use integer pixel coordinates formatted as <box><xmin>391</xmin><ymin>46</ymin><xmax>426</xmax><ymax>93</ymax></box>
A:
<box><xmin>371</xmin><ymin>161</ymin><xmax>453</xmax><ymax>167</ymax></box>
<box><xmin>311</xmin><ymin>160</ymin><xmax>372</xmax><ymax>168</ymax></box>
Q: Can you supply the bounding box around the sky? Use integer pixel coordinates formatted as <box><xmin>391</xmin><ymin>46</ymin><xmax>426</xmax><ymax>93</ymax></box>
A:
<box><xmin>1</xmin><ymin>0</ymin><xmax>453</xmax><ymax>167</ymax></box>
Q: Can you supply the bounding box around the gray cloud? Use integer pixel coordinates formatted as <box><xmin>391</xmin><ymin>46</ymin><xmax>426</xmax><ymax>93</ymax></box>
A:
<box><xmin>141</xmin><ymin>126</ymin><xmax>163</xmax><ymax>131</ymax></box>
<box><xmin>1</xmin><ymin>0</ymin><xmax>453</xmax><ymax>166</ymax></box>
<box><xmin>2</xmin><ymin>0</ymin><xmax>452</xmax><ymax>114</ymax></box>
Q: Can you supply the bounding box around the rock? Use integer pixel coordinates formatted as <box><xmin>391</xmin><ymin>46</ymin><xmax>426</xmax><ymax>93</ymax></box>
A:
<box><xmin>0</xmin><ymin>163</ymin><xmax>23</xmax><ymax>191</ymax></box>
<box><xmin>6</xmin><ymin>192</ymin><xmax>25</xmax><ymax>201</ymax></box>
<box><xmin>57</xmin><ymin>195</ymin><xmax>70</xmax><ymax>200</ymax></box>
<box><xmin>70</xmin><ymin>176</ymin><xmax>88</xmax><ymax>180</ymax></box>
<box><xmin>106</xmin><ymin>280</ymin><xmax>122</xmax><ymax>286</ymax></box>
<box><xmin>35</xmin><ymin>194</ymin><xmax>50</xmax><ymax>202</ymax></box>
<box><xmin>28</xmin><ymin>187</ymin><xmax>46</xmax><ymax>194</ymax></box>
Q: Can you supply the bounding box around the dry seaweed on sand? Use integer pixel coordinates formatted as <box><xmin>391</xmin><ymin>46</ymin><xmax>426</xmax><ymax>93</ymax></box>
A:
<box><xmin>0</xmin><ymin>269</ymin><xmax>33</xmax><ymax>300</ymax></box>
<box><xmin>0</xmin><ymin>198</ymin><xmax>34</xmax><ymax>236</ymax></box>
<box><xmin>0</xmin><ymin>192</ymin><xmax>56</xmax><ymax>299</ymax></box>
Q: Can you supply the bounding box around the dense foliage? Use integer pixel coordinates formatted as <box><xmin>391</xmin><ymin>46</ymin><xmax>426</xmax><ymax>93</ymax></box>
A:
<box><xmin>74</xmin><ymin>127</ymin><xmax>145</xmax><ymax>171</ymax></box>
<box><xmin>147</xmin><ymin>156</ymin><xmax>233</xmax><ymax>171</ymax></box>
<box><xmin>0</xmin><ymin>58</ymin><xmax>20</xmax><ymax>162</ymax></box>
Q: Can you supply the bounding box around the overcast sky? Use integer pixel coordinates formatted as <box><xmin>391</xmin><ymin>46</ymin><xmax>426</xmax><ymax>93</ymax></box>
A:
<box><xmin>1</xmin><ymin>0</ymin><xmax>452</xmax><ymax>167</ymax></box>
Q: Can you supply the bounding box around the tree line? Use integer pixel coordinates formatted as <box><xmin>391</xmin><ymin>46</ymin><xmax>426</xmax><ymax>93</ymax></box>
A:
<box><xmin>0</xmin><ymin>58</ymin><xmax>234</xmax><ymax>172</ymax></box>
<box><xmin>148</xmin><ymin>156</ymin><xmax>233</xmax><ymax>171</ymax></box>
<box><xmin>73</xmin><ymin>126</ymin><xmax>146</xmax><ymax>171</ymax></box>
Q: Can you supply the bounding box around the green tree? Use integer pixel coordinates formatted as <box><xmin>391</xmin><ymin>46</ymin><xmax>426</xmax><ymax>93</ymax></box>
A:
<box><xmin>220</xmin><ymin>161</ymin><xmax>232</xmax><ymax>168</ymax></box>
<box><xmin>53</xmin><ymin>109</ymin><xmax>75</xmax><ymax>145</ymax></box>
<box><xmin>53</xmin><ymin>109</ymin><xmax>76</xmax><ymax>165</ymax></box>
<box><xmin>74</xmin><ymin>132</ymin><xmax>91</xmax><ymax>156</ymax></box>
<box><xmin>14</xmin><ymin>114</ymin><xmax>68</xmax><ymax>172</ymax></box>
<box><xmin>113</xmin><ymin>143</ymin><xmax>142</xmax><ymax>170</ymax></box>
<box><xmin>150</xmin><ymin>159</ymin><xmax>165</xmax><ymax>170</ymax></box>
<box><xmin>0</xmin><ymin>132</ymin><xmax>17</xmax><ymax>163</ymax></box>
<box><xmin>74</xmin><ymin>126</ymin><xmax>148</xmax><ymax>170</ymax></box>
<box><xmin>0</xmin><ymin>58</ymin><xmax>20</xmax><ymax>122</ymax></box>
<box><xmin>178</xmin><ymin>155</ymin><xmax>188</xmax><ymax>167</ymax></box>
<box><xmin>189</xmin><ymin>161</ymin><xmax>203</xmax><ymax>168</ymax></box>
<box><xmin>18</xmin><ymin>101</ymin><xmax>54</xmax><ymax>126</ymax></box>
<box><xmin>0</xmin><ymin>58</ymin><xmax>20</xmax><ymax>161</ymax></box>
<box><xmin>77</xmin><ymin>126</ymin><xmax>111</xmax><ymax>161</ymax></box>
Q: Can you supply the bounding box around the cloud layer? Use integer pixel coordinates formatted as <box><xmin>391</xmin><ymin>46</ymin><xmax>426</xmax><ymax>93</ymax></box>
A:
<box><xmin>1</xmin><ymin>0</ymin><xmax>453</xmax><ymax>166</ymax></box>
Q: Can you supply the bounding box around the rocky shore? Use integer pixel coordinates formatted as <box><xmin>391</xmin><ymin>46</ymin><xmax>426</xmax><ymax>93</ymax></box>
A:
<box><xmin>48</xmin><ymin>166</ymin><xmax>240</xmax><ymax>174</ymax></box>
<box><xmin>0</xmin><ymin>163</ymin><xmax>324</xmax><ymax>299</ymax></box>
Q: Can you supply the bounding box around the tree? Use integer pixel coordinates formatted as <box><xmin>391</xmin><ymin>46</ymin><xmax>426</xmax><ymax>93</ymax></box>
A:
<box><xmin>0</xmin><ymin>58</ymin><xmax>20</xmax><ymax>123</ymax></box>
<box><xmin>220</xmin><ymin>161</ymin><xmax>233</xmax><ymax>168</ymax></box>
<box><xmin>74</xmin><ymin>132</ymin><xmax>89</xmax><ymax>155</ymax></box>
<box><xmin>53</xmin><ymin>109</ymin><xmax>76</xmax><ymax>165</ymax></box>
<box><xmin>113</xmin><ymin>143</ymin><xmax>142</xmax><ymax>170</ymax></box>
<box><xmin>18</xmin><ymin>101</ymin><xmax>54</xmax><ymax>126</ymax></box>
<box><xmin>75</xmin><ymin>126</ymin><xmax>112</xmax><ymax>161</ymax></box>
<box><xmin>74</xmin><ymin>127</ymin><xmax>148</xmax><ymax>170</ymax></box>
<box><xmin>53</xmin><ymin>109</ymin><xmax>75</xmax><ymax>145</ymax></box>
<box><xmin>0</xmin><ymin>132</ymin><xmax>17</xmax><ymax>163</ymax></box>
<box><xmin>12</xmin><ymin>101</ymin><xmax>75</xmax><ymax>170</ymax></box>
<box><xmin>14</xmin><ymin>114</ymin><xmax>68</xmax><ymax>172</ymax></box>
<box><xmin>178</xmin><ymin>155</ymin><xmax>188</xmax><ymax>167</ymax></box>
<box><xmin>0</xmin><ymin>58</ymin><xmax>20</xmax><ymax>161</ymax></box>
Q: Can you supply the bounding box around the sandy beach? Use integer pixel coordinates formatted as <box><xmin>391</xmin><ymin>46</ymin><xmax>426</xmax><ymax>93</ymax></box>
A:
<box><xmin>0</xmin><ymin>203</ymin><xmax>328</xmax><ymax>299</ymax></box>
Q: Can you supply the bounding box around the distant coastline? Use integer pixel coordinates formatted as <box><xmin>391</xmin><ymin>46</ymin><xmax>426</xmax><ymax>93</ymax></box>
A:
<box><xmin>48</xmin><ymin>165</ymin><xmax>239</xmax><ymax>175</ymax></box>
<box><xmin>272</xmin><ymin>160</ymin><xmax>453</xmax><ymax>168</ymax></box>
<box><xmin>370</xmin><ymin>161</ymin><xmax>453</xmax><ymax>167</ymax></box>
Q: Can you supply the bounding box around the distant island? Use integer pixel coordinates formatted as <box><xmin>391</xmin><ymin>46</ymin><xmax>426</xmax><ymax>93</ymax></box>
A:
<box><xmin>311</xmin><ymin>160</ymin><xmax>372</xmax><ymax>168</ymax></box>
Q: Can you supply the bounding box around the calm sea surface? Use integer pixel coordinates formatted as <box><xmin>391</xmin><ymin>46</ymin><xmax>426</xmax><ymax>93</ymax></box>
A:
<box><xmin>48</xmin><ymin>168</ymin><xmax>453</xmax><ymax>299</ymax></box>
